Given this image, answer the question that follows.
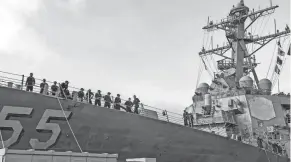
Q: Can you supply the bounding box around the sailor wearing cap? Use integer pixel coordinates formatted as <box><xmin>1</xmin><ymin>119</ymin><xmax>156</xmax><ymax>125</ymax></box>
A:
<box><xmin>133</xmin><ymin>95</ymin><xmax>140</xmax><ymax>114</ymax></box>
<box><xmin>60</xmin><ymin>80</ymin><xmax>70</xmax><ymax>98</ymax></box>
<box><xmin>78</xmin><ymin>88</ymin><xmax>85</xmax><ymax>102</ymax></box>
<box><xmin>114</xmin><ymin>94</ymin><xmax>122</xmax><ymax>110</ymax></box>
<box><xmin>104</xmin><ymin>92</ymin><xmax>112</xmax><ymax>108</ymax></box>
<box><xmin>25</xmin><ymin>72</ymin><xmax>35</xmax><ymax>92</ymax></box>
<box><xmin>94</xmin><ymin>90</ymin><xmax>102</xmax><ymax>106</ymax></box>
<box><xmin>51</xmin><ymin>81</ymin><xmax>58</xmax><ymax>96</ymax></box>
<box><xmin>124</xmin><ymin>98</ymin><xmax>133</xmax><ymax>113</ymax></box>
<box><xmin>86</xmin><ymin>89</ymin><xmax>94</xmax><ymax>104</ymax></box>
<box><xmin>40</xmin><ymin>79</ymin><xmax>48</xmax><ymax>94</ymax></box>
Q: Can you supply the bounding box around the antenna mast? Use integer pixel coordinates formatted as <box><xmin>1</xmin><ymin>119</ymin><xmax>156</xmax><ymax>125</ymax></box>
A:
<box><xmin>199</xmin><ymin>0</ymin><xmax>290</xmax><ymax>87</ymax></box>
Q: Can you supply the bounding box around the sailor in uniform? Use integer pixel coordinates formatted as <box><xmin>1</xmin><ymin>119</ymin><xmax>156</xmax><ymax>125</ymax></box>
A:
<box><xmin>94</xmin><ymin>90</ymin><xmax>102</xmax><ymax>106</ymax></box>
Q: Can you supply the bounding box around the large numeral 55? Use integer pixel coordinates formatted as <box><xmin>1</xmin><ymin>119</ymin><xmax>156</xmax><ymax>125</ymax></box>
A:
<box><xmin>0</xmin><ymin>106</ymin><xmax>33</xmax><ymax>148</ymax></box>
<box><xmin>29</xmin><ymin>109</ymin><xmax>72</xmax><ymax>149</ymax></box>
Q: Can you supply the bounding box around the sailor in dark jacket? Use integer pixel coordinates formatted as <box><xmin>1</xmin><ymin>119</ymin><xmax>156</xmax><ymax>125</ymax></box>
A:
<box><xmin>183</xmin><ymin>110</ymin><xmax>188</xmax><ymax>126</ymax></box>
<box><xmin>64</xmin><ymin>89</ymin><xmax>71</xmax><ymax>99</ymax></box>
<box><xmin>60</xmin><ymin>81</ymin><xmax>69</xmax><ymax>98</ymax></box>
<box><xmin>189</xmin><ymin>113</ymin><xmax>194</xmax><ymax>127</ymax></box>
<box><xmin>104</xmin><ymin>92</ymin><xmax>112</xmax><ymax>108</ymax></box>
<box><xmin>78</xmin><ymin>88</ymin><xmax>85</xmax><ymax>102</ymax></box>
<box><xmin>257</xmin><ymin>136</ymin><xmax>263</xmax><ymax>148</ymax></box>
<box><xmin>124</xmin><ymin>98</ymin><xmax>133</xmax><ymax>113</ymax></box>
<box><xmin>114</xmin><ymin>94</ymin><xmax>122</xmax><ymax>110</ymax></box>
<box><xmin>86</xmin><ymin>89</ymin><xmax>94</xmax><ymax>104</ymax></box>
<box><xmin>51</xmin><ymin>81</ymin><xmax>58</xmax><ymax>96</ymax></box>
<box><xmin>40</xmin><ymin>79</ymin><xmax>48</xmax><ymax>94</ymax></box>
<box><xmin>25</xmin><ymin>73</ymin><xmax>35</xmax><ymax>92</ymax></box>
<box><xmin>94</xmin><ymin>90</ymin><xmax>102</xmax><ymax>106</ymax></box>
<box><xmin>133</xmin><ymin>95</ymin><xmax>140</xmax><ymax>114</ymax></box>
<box><xmin>61</xmin><ymin>81</ymin><xmax>69</xmax><ymax>91</ymax></box>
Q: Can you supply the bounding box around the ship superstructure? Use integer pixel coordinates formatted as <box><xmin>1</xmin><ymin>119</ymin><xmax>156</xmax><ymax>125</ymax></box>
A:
<box><xmin>190</xmin><ymin>0</ymin><xmax>290</xmax><ymax>157</ymax></box>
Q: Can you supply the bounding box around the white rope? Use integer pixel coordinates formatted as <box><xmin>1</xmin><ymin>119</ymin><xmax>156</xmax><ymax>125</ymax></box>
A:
<box><xmin>205</xmin><ymin>31</ymin><xmax>210</xmax><ymax>48</ymax></box>
<box><xmin>202</xmin><ymin>30</ymin><xmax>213</xmax><ymax>75</ymax></box>
<box><xmin>263</xmin><ymin>148</ymin><xmax>271</xmax><ymax>162</ymax></box>
<box><xmin>256</xmin><ymin>14</ymin><xmax>270</xmax><ymax>40</ymax></box>
<box><xmin>56</xmin><ymin>97</ymin><xmax>83</xmax><ymax>153</ymax></box>
<box><xmin>195</xmin><ymin>59</ymin><xmax>203</xmax><ymax>88</ymax></box>
<box><xmin>254</xmin><ymin>15</ymin><xmax>265</xmax><ymax>35</ymax></box>
<box><xmin>206</xmin><ymin>32</ymin><xmax>217</xmax><ymax>74</ymax></box>
<box><xmin>202</xmin><ymin>31</ymin><xmax>206</xmax><ymax>47</ymax></box>
<box><xmin>0</xmin><ymin>129</ymin><xmax>4</xmax><ymax>149</ymax></box>
<box><xmin>202</xmin><ymin>56</ymin><xmax>214</xmax><ymax>79</ymax></box>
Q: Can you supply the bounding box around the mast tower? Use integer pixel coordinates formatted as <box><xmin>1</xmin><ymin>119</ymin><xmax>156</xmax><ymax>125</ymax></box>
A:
<box><xmin>199</xmin><ymin>0</ymin><xmax>290</xmax><ymax>88</ymax></box>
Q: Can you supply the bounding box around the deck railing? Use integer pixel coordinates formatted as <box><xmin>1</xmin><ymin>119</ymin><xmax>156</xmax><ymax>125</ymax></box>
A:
<box><xmin>0</xmin><ymin>70</ymin><xmax>243</xmax><ymax>136</ymax></box>
<box><xmin>0</xmin><ymin>70</ymin><xmax>184</xmax><ymax>125</ymax></box>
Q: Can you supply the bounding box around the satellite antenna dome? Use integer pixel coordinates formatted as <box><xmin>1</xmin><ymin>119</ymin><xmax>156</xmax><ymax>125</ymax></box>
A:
<box><xmin>259</xmin><ymin>78</ymin><xmax>272</xmax><ymax>90</ymax></box>
<box><xmin>196</xmin><ymin>83</ymin><xmax>209</xmax><ymax>94</ymax></box>
<box><xmin>239</xmin><ymin>76</ymin><xmax>253</xmax><ymax>88</ymax></box>
<box><xmin>198</xmin><ymin>83</ymin><xmax>209</xmax><ymax>89</ymax></box>
<box><xmin>237</xmin><ymin>0</ymin><xmax>245</xmax><ymax>7</ymax></box>
<box><xmin>230</xmin><ymin>0</ymin><xmax>249</xmax><ymax>15</ymax></box>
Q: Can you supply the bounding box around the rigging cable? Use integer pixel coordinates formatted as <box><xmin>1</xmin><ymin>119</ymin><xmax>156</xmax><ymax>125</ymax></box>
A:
<box><xmin>251</xmin><ymin>24</ymin><xmax>255</xmax><ymax>53</ymax></box>
<box><xmin>202</xmin><ymin>56</ymin><xmax>213</xmax><ymax>79</ymax></box>
<box><xmin>266</xmin><ymin>41</ymin><xmax>278</xmax><ymax>78</ymax></box>
<box><xmin>196</xmin><ymin>30</ymin><xmax>208</xmax><ymax>88</ymax></box>
<box><xmin>201</xmin><ymin>33</ymin><xmax>214</xmax><ymax>78</ymax></box>
<box><xmin>252</xmin><ymin>15</ymin><xmax>264</xmax><ymax>51</ymax></box>
<box><xmin>205</xmin><ymin>30</ymin><xmax>210</xmax><ymax>49</ymax></box>
<box><xmin>57</xmin><ymin>88</ymin><xmax>83</xmax><ymax>153</ymax></box>
<box><xmin>210</xmin><ymin>54</ymin><xmax>218</xmax><ymax>72</ymax></box>
<box><xmin>204</xmin><ymin>56</ymin><xmax>212</xmax><ymax>75</ymax></box>
<box><xmin>250</xmin><ymin>14</ymin><xmax>271</xmax><ymax>57</ymax></box>
<box><xmin>254</xmin><ymin>15</ymin><xmax>266</xmax><ymax>36</ymax></box>
<box><xmin>196</xmin><ymin>58</ymin><xmax>203</xmax><ymax>88</ymax></box>
<box><xmin>209</xmin><ymin>31</ymin><xmax>218</xmax><ymax>72</ymax></box>
<box><xmin>260</xmin><ymin>14</ymin><xmax>271</xmax><ymax>36</ymax></box>
<box><xmin>204</xmin><ymin>31</ymin><xmax>216</xmax><ymax>75</ymax></box>
<box><xmin>0</xmin><ymin>129</ymin><xmax>4</xmax><ymax>149</ymax></box>
<box><xmin>203</xmin><ymin>31</ymin><xmax>214</xmax><ymax>75</ymax></box>
<box><xmin>202</xmin><ymin>31</ymin><xmax>206</xmax><ymax>47</ymax></box>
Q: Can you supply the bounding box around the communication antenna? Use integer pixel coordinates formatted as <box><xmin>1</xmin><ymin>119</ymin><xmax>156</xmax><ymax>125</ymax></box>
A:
<box><xmin>199</xmin><ymin>0</ymin><xmax>290</xmax><ymax>87</ymax></box>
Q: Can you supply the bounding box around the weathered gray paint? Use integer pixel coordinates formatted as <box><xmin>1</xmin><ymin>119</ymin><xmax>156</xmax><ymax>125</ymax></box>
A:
<box><xmin>1</xmin><ymin>149</ymin><xmax>118</xmax><ymax>162</ymax></box>
<box><xmin>246</xmin><ymin>95</ymin><xmax>289</xmax><ymax>129</ymax></box>
<box><xmin>0</xmin><ymin>87</ymin><xmax>288</xmax><ymax>162</ymax></box>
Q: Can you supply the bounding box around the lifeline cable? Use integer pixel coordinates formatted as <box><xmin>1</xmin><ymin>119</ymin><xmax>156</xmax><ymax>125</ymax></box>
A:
<box><xmin>0</xmin><ymin>129</ymin><xmax>4</xmax><ymax>149</ymax></box>
<box><xmin>203</xmin><ymin>33</ymin><xmax>215</xmax><ymax>77</ymax></box>
<box><xmin>57</xmin><ymin>90</ymin><xmax>83</xmax><ymax>153</ymax></box>
<box><xmin>208</xmin><ymin>32</ymin><xmax>218</xmax><ymax>73</ymax></box>
<box><xmin>195</xmin><ymin>59</ymin><xmax>203</xmax><ymax>88</ymax></box>
<box><xmin>260</xmin><ymin>14</ymin><xmax>271</xmax><ymax>36</ymax></box>
<box><xmin>263</xmin><ymin>146</ymin><xmax>271</xmax><ymax>162</ymax></box>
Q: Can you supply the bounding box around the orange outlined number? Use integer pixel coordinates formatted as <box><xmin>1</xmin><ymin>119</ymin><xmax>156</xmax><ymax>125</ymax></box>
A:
<box><xmin>0</xmin><ymin>106</ymin><xmax>33</xmax><ymax>148</ymax></box>
<box><xmin>29</xmin><ymin>109</ymin><xmax>72</xmax><ymax>149</ymax></box>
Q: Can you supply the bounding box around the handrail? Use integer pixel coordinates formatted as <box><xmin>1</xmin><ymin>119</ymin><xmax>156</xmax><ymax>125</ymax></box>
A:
<box><xmin>0</xmin><ymin>70</ymin><xmax>184</xmax><ymax>126</ymax></box>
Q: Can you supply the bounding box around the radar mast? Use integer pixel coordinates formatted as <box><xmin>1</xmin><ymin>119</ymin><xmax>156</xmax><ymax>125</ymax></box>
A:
<box><xmin>199</xmin><ymin>0</ymin><xmax>290</xmax><ymax>89</ymax></box>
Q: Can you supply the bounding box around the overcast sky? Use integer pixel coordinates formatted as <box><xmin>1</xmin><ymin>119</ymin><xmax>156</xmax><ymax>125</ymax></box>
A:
<box><xmin>0</xmin><ymin>0</ymin><xmax>290</xmax><ymax>113</ymax></box>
